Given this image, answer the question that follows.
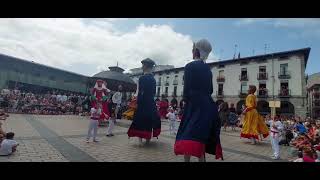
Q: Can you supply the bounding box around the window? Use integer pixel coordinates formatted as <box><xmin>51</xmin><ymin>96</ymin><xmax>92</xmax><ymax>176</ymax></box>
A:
<box><xmin>165</xmin><ymin>87</ymin><xmax>168</xmax><ymax>94</ymax></box>
<box><xmin>241</xmin><ymin>82</ymin><xmax>248</xmax><ymax>94</ymax></box>
<box><xmin>219</xmin><ymin>70</ymin><xmax>224</xmax><ymax>76</ymax></box>
<box><xmin>259</xmin><ymin>66</ymin><xmax>266</xmax><ymax>73</ymax></box>
<box><xmin>159</xmin><ymin>77</ymin><xmax>162</xmax><ymax>82</ymax></box>
<box><xmin>218</xmin><ymin>84</ymin><xmax>223</xmax><ymax>95</ymax></box>
<box><xmin>241</xmin><ymin>68</ymin><xmax>247</xmax><ymax>75</ymax></box>
<box><xmin>280</xmin><ymin>64</ymin><xmax>288</xmax><ymax>75</ymax></box>
<box><xmin>259</xmin><ymin>83</ymin><xmax>267</xmax><ymax>96</ymax></box>
<box><xmin>280</xmin><ymin>82</ymin><xmax>289</xmax><ymax>96</ymax></box>
<box><xmin>241</xmin><ymin>68</ymin><xmax>248</xmax><ymax>80</ymax></box>
<box><xmin>174</xmin><ymin>75</ymin><xmax>178</xmax><ymax>80</ymax></box>
<box><xmin>157</xmin><ymin>87</ymin><xmax>160</xmax><ymax>96</ymax></box>
<box><xmin>182</xmin><ymin>75</ymin><xmax>184</xmax><ymax>85</ymax></box>
<box><xmin>218</xmin><ymin>64</ymin><xmax>225</xmax><ymax>68</ymax></box>
<box><xmin>173</xmin><ymin>86</ymin><xmax>177</xmax><ymax>96</ymax></box>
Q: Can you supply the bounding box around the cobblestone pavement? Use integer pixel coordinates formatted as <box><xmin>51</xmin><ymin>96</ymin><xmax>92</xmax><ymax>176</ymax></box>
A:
<box><xmin>0</xmin><ymin>114</ymin><xmax>290</xmax><ymax>162</ymax></box>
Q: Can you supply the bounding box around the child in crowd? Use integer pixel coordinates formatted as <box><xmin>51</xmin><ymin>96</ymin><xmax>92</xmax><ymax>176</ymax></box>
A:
<box><xmin>228</xmin><ymin>111</ymin><xmax>238</xmax><ymax>131</ymax></box>
<box><xmin>0</xmin><ymin>132</ymin><xmax>19</xmax><ymax>156</ymax></box>
<box><xmin>166</xmin><ymin>106</ymin><xmax>177</xmax><ymax>135</ymax></box>
<box><xmin>106</xmin><ymin>105</ymin><xmax>115</xmax><ymax>137</ymax></box>
<box><xmin>86</xmin><ymin>103</ymin><xmax>102</xmax><ymax>143</ymax></box>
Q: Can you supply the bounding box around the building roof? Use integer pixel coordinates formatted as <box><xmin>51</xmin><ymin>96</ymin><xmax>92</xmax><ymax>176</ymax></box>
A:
<box><xmin>137</xmin><ymin>47</ymin><xmax>311</xmax><ymax>75</ymax></box>
<box><xmin>92</xmin><ymin>67</ymin><xmax>135</xmax><ymax>84</ymax></box>
<box><xmin>0</xmin><ymin>53</ymin><xmax>87</xmax><ymax>78</ymax></box>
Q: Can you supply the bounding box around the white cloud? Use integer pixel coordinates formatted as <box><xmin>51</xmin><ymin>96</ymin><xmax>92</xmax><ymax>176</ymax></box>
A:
<box><xmin>0</xmin><ymin>18</ymin><xmax>200</xmax><ymax>76</ymax></box>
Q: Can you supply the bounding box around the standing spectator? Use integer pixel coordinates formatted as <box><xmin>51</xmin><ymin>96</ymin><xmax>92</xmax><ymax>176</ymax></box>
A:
<box><xmin>219</xmin><ymin>102</ymin><xmax>229</xmax><ymax>132</ymax></box>
<box><xmin>166</xmin><ymin>106</ymin><xmax>177</xmax><ymax>135</ymax></box>
<box><xmin>229</xmin><ymin>103</ymin><xmax>236</xmax><ymax>113</ymax></box>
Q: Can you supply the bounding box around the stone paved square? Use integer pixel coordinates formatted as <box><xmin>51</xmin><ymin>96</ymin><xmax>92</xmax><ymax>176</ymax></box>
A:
<box><xmin>0</xmin><ymin>114</ymin><xmax>290</xmax><ymax>162</ymax></box>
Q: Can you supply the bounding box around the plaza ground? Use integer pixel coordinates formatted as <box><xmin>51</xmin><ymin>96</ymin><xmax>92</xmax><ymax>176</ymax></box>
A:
<box><xmin>0</xmin><ymin>114</ymin><xmax>290</xmax><ymax>162</ymax></box>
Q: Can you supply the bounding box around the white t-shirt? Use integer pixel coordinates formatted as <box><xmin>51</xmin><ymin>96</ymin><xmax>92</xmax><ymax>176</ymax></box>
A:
<box><xmin>166</xmin><ymin>112</ymin><xmax>176</xmax><ymax>121</ymax></box>
<box><xmin>90</xmin><ymin>107</ymin><xmax>101</xmax><ymax>119</ymax></box>
<box><xmin>0</xmin><ymin>139</ymin><xmax>18</xmax><ymax>156</ymax></box>
<box><xmin>112</xmin><ymin>92</ymin><xmax>122</xmax><ymax>105</ymax></box>
<box><xmin>268</xmin><ymin>120</ymin><xmax>283</xmax><ymax>138</ymax></box>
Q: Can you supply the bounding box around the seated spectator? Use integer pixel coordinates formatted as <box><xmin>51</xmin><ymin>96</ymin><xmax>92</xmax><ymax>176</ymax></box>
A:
<box><xmin>0</xmin><ymin>121</ymin><xmax>6</xmax><ymax>144</ymax></box>
<box><xmin>0</xmin><ymin>132</ymin><xmax>18</xmax><ymax>156</ymax></box>
<box><xmin>293</xmin><ymin>151</ymin><xmax>303</xmax><ymax>162</ymax></box>
<box><xmin>302</xmin><ymin>147</ymin><xmax>317</xmax><ymax>162</ymax></box>
<box><xmin>295</xmin><ymin>121</ymin><xmax>307</xmax><ymax>135</ymax></box>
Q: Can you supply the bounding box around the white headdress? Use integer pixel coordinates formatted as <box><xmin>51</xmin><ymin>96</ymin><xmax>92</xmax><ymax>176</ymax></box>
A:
<box><xmin>194</xmin><ymin>39</ymin><xmax>212</xmax><ymax>61</ymax></box>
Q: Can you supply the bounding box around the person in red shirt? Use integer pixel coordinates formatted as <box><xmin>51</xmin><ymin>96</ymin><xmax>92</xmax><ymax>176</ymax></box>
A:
<box><xmin>159</xmin><ymin>96</ymin><xmax>169</xmax><ymax>119</ymax></box>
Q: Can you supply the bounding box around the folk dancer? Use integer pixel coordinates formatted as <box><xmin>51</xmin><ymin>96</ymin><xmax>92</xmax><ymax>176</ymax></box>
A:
<box><xmin>240</xmin><ymin>85</ymin><xmax>269</xmax><ymax>145</ymax></box>
<box><xmin>174</xmin><ymin>39</ymin><xmax>223</xmax><ymax>162</ymax></box>
<box><xmin>90</xmin><ymin>80</ymin><xmax>111</xmax><ymax>126</ymax></box>
<box><xmin>268</xmin><ymin>116</ymin><xmax>284</xmax><ymax>160</ymax></box>
<box><xmin>86</xmin><ymin>103</ymin><xmax>102</xmax><ymax>143</ymax></box>
<box><xmin>127</xmin><ymin>59</ymin><xmax>161</xmax><ymax>146</ymax></box>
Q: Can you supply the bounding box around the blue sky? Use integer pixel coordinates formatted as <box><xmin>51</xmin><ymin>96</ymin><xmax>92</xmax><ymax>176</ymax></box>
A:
<box><xmin>0</xmin><ymin>18</ymin><xmax>318</xmax><ymax>75</ymax></box>
<box><xmin>115</xmin><ymin>18</ymin><xmax>319</xmax><ymax>74</ymax></box>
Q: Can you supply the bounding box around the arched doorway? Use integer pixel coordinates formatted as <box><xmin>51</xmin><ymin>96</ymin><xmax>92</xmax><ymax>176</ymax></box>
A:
<box><xmin>257</xmin><ymin>100</ymin><xmax>270</xmax><ymax>115</ymax></box>
<box><xmin>277</xmin><ymin>101</ymin><xmax>295</xmax><ymax>116</ymax></box>
<box><xmin>236</xmin><ymin>100</ymin><xmax>245</xmax><ymax>114</ymax></box>
<box><xmin>216</xmin><ymin>100</ymin><xmax>224</xmax><ymax>107</ymax></box>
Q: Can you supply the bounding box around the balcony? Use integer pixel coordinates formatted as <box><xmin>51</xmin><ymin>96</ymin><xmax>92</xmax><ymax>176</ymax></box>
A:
<box><xmin>216</xmin><ymin>91</ymin><xmax>224</xmax><ymax>98</ymax></box>
<box><xmin>163</xmin><ymin>93</ymin><xmax>168</xmax><ymax>97</ymax></box>
<box><xmin>216</xmin><ymin>75</ymin><xmax>225</xmax><ymax>82</ymax></box>
<box><xmin>313</xmin><ymin>92</ymin><xmax>320</xmax><ymax>99</ymax></box>
<box><xmin>238</xmin><ymin>91</ymin><xmax>248</xmax><ymax>98</ymax></box>
<box><xmin>257</xmin><ymin>89</ymin><xmax>268</xmax><ymax>98</ymax></box>
<box><xmin>278</xmin><ymin>71</ymin><xmax>291</xmax><ymax>79</ymax></box>
<box><xmin>313</xmin><ymin>101</ymin><xmax>320</xmax><ymax>108</ymax></box>
<box><xmin>239</xmin><ymin>74</ymin><xmax>248</xmax><ymax>81</ymax></box>
<box><xmin>172</xmin><ymin>92</ymin><xmax>177</xmax><ymax>97</ymax></box>
<box><xmin>257</xmin><ymin>72</ymin><xmax>268</xmax><ymax>80</ymax></box>
<box><xmin>156</xmin><ymin>81</ymin><xmax>161</xmax><ymax>86</ymax></box>
<box><xmin>173</xmin><ymin>80</ymin><xmax>178</xmax><ymax>85</ymax></box>
<box><xmin>156</xmin><ymin>92</ymin><xmax>160</xmax><ymax>97</ymax></box>
<box><xmin>278</xmin><ymin>89</ymin><xmax>291</xmax><ymax>98</ymax></box>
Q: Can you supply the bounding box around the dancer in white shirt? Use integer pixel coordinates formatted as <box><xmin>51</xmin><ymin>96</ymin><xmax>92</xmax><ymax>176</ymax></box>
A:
<box><xmin>166</xmin><ymin>106</ymin><xmax>177</xmax><ymax>135</ymax></box>
<box><xmin>268</xmin><ymin>116</ymin><xmax>284</xmax><ymax>160</ymax></box>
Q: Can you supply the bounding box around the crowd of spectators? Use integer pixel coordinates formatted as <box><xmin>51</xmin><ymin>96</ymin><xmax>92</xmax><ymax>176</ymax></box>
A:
<box><xmin>0</xmin><ymin>88</ymin><xmax>92</xmax><ymax>115</ymax></box>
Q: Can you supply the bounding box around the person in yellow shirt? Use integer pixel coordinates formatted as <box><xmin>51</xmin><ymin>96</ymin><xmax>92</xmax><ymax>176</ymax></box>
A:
<box><xmin>122</xmin><ymin>96</ymin><xmax>137</xmax><ymax>120</ymax></box>
<box><xmin>240</xmin><ymin>85</ymin><xmax>269</xmax><ymax>145</ymax></box>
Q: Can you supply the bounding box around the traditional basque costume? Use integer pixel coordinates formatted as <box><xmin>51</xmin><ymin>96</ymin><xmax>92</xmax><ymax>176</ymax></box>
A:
<box><xmin>240</xmin><ymin>94</ymin><xmax>269</xmax><ymax>140</ymax></box>
<box><xmin>174</xmin><ymin>60</ymin><xmax>223</xmax><ymax>159</ymax></box>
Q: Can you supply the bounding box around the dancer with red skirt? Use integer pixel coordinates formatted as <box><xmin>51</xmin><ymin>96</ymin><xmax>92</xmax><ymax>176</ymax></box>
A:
<box><xmin>127</xmin><ymin>58</ymin><xmax>161</xmax><ymax>146</ymax></box>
